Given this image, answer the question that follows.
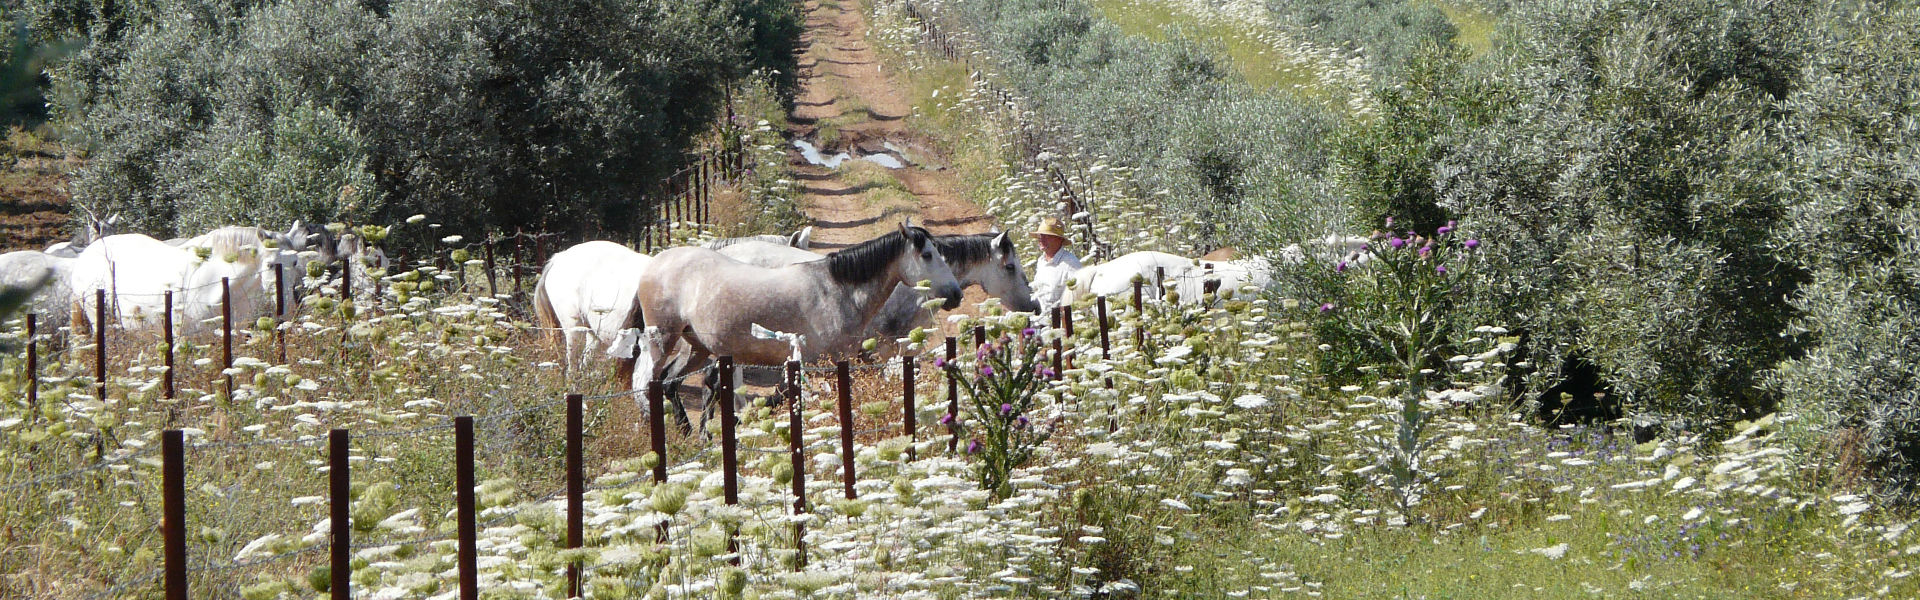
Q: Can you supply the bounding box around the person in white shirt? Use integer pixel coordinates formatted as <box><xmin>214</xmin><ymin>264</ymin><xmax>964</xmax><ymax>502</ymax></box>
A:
<box><xmin>1028</xmin><ymin>217</ymin><xmax>1082</xmax><ymax>312</ymax></box>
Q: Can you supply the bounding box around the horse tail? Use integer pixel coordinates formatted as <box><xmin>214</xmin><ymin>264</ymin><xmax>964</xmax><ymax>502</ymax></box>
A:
<box><xmin>532</xmin><ymin>261</ymin><xmax>563</xmax><ymax>348</ymax></box>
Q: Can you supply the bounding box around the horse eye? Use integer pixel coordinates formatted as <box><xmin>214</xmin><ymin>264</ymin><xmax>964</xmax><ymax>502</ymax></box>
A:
<box><xmin>1005</xmin><ymin>263</ymin><xmax>1016</xmax><ymax>271</ymax></box>
<box><xmin>922</xmin><ymin>250</ymin><xmax>932</xmax><ymax>259</ymax></box>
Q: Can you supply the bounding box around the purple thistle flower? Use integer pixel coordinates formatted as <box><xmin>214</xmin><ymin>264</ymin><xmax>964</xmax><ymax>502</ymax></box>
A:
<box><xmin>1016</xmin><ymin>416</ymin><xmax>1029</xmax><ymax>429</ymax></box>
<box><xmin>1000</xmin><ymin>403</ymin><xmax>1014</xmax><ymax>416</ymax></box>
<box><xmin>1436</xmin><ymin>265</ymin><xmax>1448</xmax><ymax>275</ymax></box>
<box><xmin>1418</xmin><ymin>245</ymin><xmax>1432</xmax><ymax>258</ymax></box>
<box><xmin>1464</xmin><ymin>239</ymin><xmax>1480</xmax><ymax>250</ymax></box>
<box><xmin>1319</xmin><ymin>303</ymin><xmax>1335</xmax><ymax>313</ymax></box>
<box><xmin>1384</xmin><ymin>217</ymin><xmax>1395</xmax><ymax>228</ymax></box>
<box><xmin>967</xmin><ymin>439</ymin><xmax>981</xmax><ymax>454</ymax></box>
<box><xmin>1436</xmin><ymin>225</ymin><xmax>1452</xmax><ymax>235</ymax></box>
<box><xmin>981</xmin><ymin>364</ymin><xmax>995</xmax><ymax>377</ymax></box>
<box><xmin>934</xmin><ymin>358</ymin><xmax>947</xmax><ymax>368</ymax></box>
<box><xmin>938</xmin><ymin>413</ymin><xmax>955</xmax><ymax>426</ymax></box>
<box><xmin>1389</xmin><ymin>237</ymin><xmax>1406</xmax><ymax>249</ymax></box>
<box><xmin>1335</xmin><ymin>261</ymin><xmax>1348</xmax><ymax>273</ymax></box>
<box><xmin>1021</xmin><ymin>327</ymin><xmax>1036</xmax><ymax>338</ymax></box>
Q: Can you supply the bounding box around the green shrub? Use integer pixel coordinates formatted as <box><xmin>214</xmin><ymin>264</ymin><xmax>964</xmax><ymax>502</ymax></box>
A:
<box><xmin>1264</xmin><ymin>0</ymin><xmax>1459</xmax><ymax>75</ymax></box>
<box><xmin>1437</xmin><ymin>0</ymin><xmax>1809</xmax><ymax>427</ymax></box>
<box><xmin>29</xmin><ymin>0</ymin><xmax>800</xmax><ymax>237</ymax></box>
<box><xmin>1769</xmin><ymin>2</ymin><xmax>1920</xmax><ymax>502</ymax></box>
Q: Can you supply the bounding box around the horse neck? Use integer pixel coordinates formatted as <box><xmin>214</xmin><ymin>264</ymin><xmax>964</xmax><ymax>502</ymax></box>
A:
<box><xmin>813</xmin><ymin>259</ymin><xmax>912</xmax><ymax>334</ymax></box>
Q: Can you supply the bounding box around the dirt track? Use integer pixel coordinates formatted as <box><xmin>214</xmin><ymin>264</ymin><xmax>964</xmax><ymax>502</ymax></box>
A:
<box><xmin>788</xmin><ymin>0</ymin><xmax>996</xmax><ymax>248</ymax></box>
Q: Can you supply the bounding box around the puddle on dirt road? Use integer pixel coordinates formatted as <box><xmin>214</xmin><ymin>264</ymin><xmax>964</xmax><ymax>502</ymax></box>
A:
<box><xmin>794</xmin><ymin>140</ymin><xmax>906</xmax><ymax>169</ymax></box>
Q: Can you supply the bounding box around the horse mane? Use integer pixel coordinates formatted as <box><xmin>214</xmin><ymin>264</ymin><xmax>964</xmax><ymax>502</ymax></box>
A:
<box><xmin>198</xmin><ymin>226</ymin><xmax>268</xmax><ymax>265</ymax></box>
<box><xmin>702</xmin><ymin>236</ymin><xmax>754</xmax><ymax>250</ymax></box>
<box><xmin>827</xmin><ymin>226</ymin><xmax>930</xmax><ymax>284</ymax></box>
<box><xmin>932</xmin><ymin>234</ymin><xmax>998</xmax><ymax>270</ymax></box>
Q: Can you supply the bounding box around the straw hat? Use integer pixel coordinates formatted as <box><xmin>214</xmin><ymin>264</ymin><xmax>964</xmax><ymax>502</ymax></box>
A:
<box><xmin>1031</xmin><ymin>217</ymin><xmax>1071</xmax><ymax>243</ymax></box>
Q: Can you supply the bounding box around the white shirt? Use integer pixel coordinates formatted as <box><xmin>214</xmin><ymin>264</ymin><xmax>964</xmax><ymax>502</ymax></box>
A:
<box><xmin>1030</xmin><ymin>247</ymin><xmax>1083</xmax><ymax>312</ymax></box>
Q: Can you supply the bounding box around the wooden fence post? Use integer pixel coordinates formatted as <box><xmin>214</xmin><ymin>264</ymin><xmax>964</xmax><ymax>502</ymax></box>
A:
<box><xmin>836</xmin><ymin>361</ymin><xmax>856</xmax><ymax>500</ymax></box>
<box><xmin>1099</xmin><ymin>296</ymin><xmax>1113</xmax><ymax>390</ymax></box>
<box><xmin>455</xmin><ymin>416</ymin><xmax>477</xmax><ymax>600</ymax></box>
<box><xmin>273</xmin><ymin>263</ymin><xmax>287</xmax><ymax>365</ymax></box>
<box><xmin>785</xmin><ymin>360</ymin><xmax>806</xmax><ymax>570</ymax></box>
<box><xmin>94</xmin><ymin>289</ymin><xmax>105</xmax><ymax>402</ymax></box>
<box><xmin>24</xmin><ymin>314</ymin><xmax>36</xmax><ymax>412</ymax></box>
<box><xmin>342</xmin><ymin>256</ymin><xmax>353</xmax><ymax>302</ymax></box>
<box><xmin>221</xmin><ymin>277</ymin><xmax>232</xmax><ymax>397</ymax></box>
<box><xmin>972</xmin><ymin>325</ymin><xmax>985</xmax><ymax>350</ymax></box>
<box><xmin>649</xmin><ymin>379</ymin><xmax>667</xmax><ymax>484</ymax></box>
<box><xmin>718</xmin><ymin>356</ymin><xmax>739</xmax><ymax>564</ymax></box>
<box><xmin>945</xmin><ymin>337</ymin><xmax>958</xmax><ymax>454</ymax></box>
<box><xmin>1098</xmin><ymin>296</ymin><xmax>1111</xmax><ymax>361</ymax></box>
<box><xmin>511</xmin><ymin>232</ymin><xmax>525</xmax><ymax>300</ymax></box>
<box><xmin>331</xmin><ymin>429</ymin><xmax>351</xmax><ymax>600</ymax></box>
<box><xmin>483</xmin><ymin>237</ymin><xmax>499</xmax><ymax>299</ymax></box>
<box><xmin>163</xmin><ymin>429</ymin><xmax>186</xmax><ymax>600</ymax></box>
<box><xmin>533</xmin><ymin>235</ymin><xmax>547</xmax><ymax>282</ymax></box>
<box><xmin>1051</xmin><ymin>307</ymin><xmax>1065</xmax><ymax>380</ymax></box>
<box><xmin>163</xmin><ymin>291</ymin><xmax>174</xmax><ymax>401</ymax></box>
<box><xmin>903</xmin><ymin>355</ymin><xmax>917</xmax><ymax>462</ymax></box>
<box><xmin>566</xmin><ymin>393</ymin><xmax>584</xmax><ymax>598</ymax></box>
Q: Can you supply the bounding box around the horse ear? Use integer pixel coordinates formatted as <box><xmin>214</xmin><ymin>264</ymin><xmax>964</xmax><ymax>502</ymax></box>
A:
<box><xmin>993</xmin><ymin>231</ymin><xmax>1012</xmax><ymax>256</ymax></box>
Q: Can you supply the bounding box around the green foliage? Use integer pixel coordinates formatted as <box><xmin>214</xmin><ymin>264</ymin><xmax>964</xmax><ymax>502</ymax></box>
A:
<box><xmin>1332</xmin><ymin>42</ymin><xmax>1502</xmax><ymax>232</ymax></box>
<box><xmin>184</xmin><ymin>102</ymin><xmax>376</xmax><ymax>233</ymax></box>
<box><xmin>1436</xmin><ymin>0</ymin><xmax>1810</xmax><ymax>426</ymax></box>
<box><xmin>1266</xmin><ymin>0</ymin><xmax>1460</xmax><ymax>75</ymax></box>
<box><xmin>951</xmin><ymin>0</ymin><xmax>1344</xmax><ymax>254</ymax></box>
<box><xmin>28</xmin><ymin>0</ymin><xmax>800</xmax><ymax>237</ymax></box>
<box><xmin>1769</xmin><ymin>3</ymin><xmax>1920</xmax><ymax>502</ymax></box>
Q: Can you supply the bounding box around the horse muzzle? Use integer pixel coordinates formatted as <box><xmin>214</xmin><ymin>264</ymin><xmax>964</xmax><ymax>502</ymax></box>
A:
<box><xmin>939</xmin><ymin>285</ymin><xmax>963</xmax><ymax>310</ymax></box>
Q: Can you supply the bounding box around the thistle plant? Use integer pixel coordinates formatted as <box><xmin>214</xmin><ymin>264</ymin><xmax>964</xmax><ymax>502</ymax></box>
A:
<box><xmin>941</xmin><ymin>326</ymin><xmax>1056</xmax><ymax>498</ymax></box>
<box><xmin>1322</xmin><ymin>218</ymin><xmax>1481</xmax><ymax>519</ymax></box>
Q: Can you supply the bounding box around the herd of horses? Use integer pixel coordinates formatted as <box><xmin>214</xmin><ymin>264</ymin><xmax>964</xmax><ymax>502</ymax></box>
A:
<box><xmin>533</xmin><ymin>221</ymin><xmax>1370</xmax><ymax>425</ymax></box>
<box><xmin>0</xmin><ymin>214</ymin><xmax>388</xmax><ymax>337</ymax></box>
<box><xmin>0</xmin><ymin>211</ymin><xmax>1367</xmax><ymax>426</ymax></box>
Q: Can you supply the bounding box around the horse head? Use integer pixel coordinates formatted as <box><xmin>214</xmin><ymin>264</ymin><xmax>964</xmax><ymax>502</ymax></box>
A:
<box><xmin>897</xmin><ymin>221</ymin><xmax>963</xmax><ymax>310</ymax></box>
<box><xmin>940</xmin><ymin>231</ymin><xmax>1039</xmax><ymax>313</ymax></box>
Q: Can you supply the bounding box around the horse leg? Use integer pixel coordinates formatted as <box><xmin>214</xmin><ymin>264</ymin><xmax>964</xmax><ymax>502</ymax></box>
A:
<box><xmin>697</xmin><ymin>361</ymin><xmax>722</xmax><ymax>438</ymax></box>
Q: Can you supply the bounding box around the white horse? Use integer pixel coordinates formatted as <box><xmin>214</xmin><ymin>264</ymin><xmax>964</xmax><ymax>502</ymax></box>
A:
<box><xmin>1276</xmin><ymin>234</ymin><xmax>1373</xmax><ymax>267</ymax></box>
<box><xmin>532</xmin><ymin>241</ymin><xmax>653</xmax><ymax>372</ymax></box>
<box><xmin>68</xmin><ymin>230</ymin><xmax>271</xmax><ymax>335</ymax></box>
<box><xmin>175</xmin><ymin>223</ymin><xmax>337</xmax><ymax>316</ymax></box>
<box><xmin>634</xmin><ymin>224</ymin><xmax>963</xmax><ymax>426</ymax></box>
<box><xmin>1069</xmin><ymin>251</ymin><xmax>1203</xmax><ymax>299</ymax></box>
<box><xmin>0</xmin><ymin>251</ymin><xmax>74</xmax><ymax>330</ymax></box>
<box><xmin>1069</xmin><ymin>250</ymin><xmax>1285</xmax><ymax>305</ymax></box>
<box><xmin>700</xmin><ymin>226</ymin><xmax>814</xmax><ymax>251</ymax></box>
